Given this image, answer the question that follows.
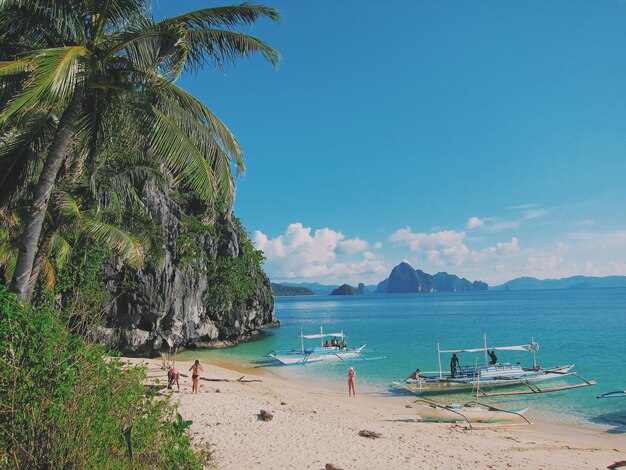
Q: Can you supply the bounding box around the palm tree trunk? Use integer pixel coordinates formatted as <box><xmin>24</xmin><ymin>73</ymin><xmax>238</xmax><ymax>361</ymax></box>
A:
<box><xmin>22</xmin><ymin>230</ymin><xmax>54</xmax><ymax>302</ymax></box>
<box><xmin>9</xmin><ymin>92</ymin><xmax>82</xmax><ymax>302</ymax></box>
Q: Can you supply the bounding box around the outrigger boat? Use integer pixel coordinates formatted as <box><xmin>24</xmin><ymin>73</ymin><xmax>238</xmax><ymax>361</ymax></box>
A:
<box><xmin>267</xmin><ymin>326</ymin><xmax>384</xmax><ymax>366</ymax></box>
<box><xmin>597</xmin><ymin>390</ymin><xmax>626</xmax><ymax>399</ymax></box>
<box><xmin>397</xmin><ymin>334</ymin><xmax>596</xmax><ymax>396</ymax></box>
<box><xmin>409</xmin><ymin>397</ymin><xmax>530</xmax><ymax>426</ymax></box>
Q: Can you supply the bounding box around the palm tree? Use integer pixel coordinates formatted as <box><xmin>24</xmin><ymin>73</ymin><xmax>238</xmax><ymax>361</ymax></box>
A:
<box><xmin>0</xmin><ymin>1</ymin><xmax>280</xmax><ymax>301</ymax></box>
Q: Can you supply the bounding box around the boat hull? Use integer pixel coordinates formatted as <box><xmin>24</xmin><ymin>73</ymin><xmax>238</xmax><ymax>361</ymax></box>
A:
<box><xmin>398</xmin><ymin>364</ymin><xmax>574</xmax><ymax>395</ymax></box>
<box><xmin>269</xmin><ymin>345</ymin><xmax>367</xmax><ymax>365</ymax></box>
<box><xmin>412</xmin><ymin>402</ymin><xmax>529</xmax><ymax>423</ymax></box>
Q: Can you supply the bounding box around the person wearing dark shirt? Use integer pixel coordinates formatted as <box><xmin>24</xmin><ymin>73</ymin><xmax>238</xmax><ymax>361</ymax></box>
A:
<box><xmin>450</xmin><ymin>353</ymin><xmax>460</xmax><ymax>378</ymax></box>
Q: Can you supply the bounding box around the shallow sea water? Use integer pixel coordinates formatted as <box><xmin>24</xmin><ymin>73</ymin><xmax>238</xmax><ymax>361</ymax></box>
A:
<box><xmin>185</xmin><ymin>288</ymin><xmax>626</xmax><ymax>431</ymax></box>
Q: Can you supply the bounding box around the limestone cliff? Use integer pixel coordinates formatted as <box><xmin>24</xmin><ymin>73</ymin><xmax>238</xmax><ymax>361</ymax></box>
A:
<box><xmin>96</xmin><ymin>185</ymin><xmax>276</xmax><ymax>356</ymax></box>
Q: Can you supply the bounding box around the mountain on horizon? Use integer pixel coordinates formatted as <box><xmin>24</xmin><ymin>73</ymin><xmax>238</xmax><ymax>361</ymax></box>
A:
<box><xmin>491</xmin><ymin>275</ymin><xmax>626</xmax><ymax>291</ymax></box>
<box><xmin>376</xmin><ymin>262</ymin><xmax>487</xmax><ymax>293</ymax></box>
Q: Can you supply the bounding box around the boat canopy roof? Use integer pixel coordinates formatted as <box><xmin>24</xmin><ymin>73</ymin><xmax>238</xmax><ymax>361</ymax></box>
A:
<box><xmin>440</xmin><ymin>344</ymin><xmax>536</xmax><ymax>354</ymax></box>
<box><xmin>299</xmin><ymin>332</ymin><xmax>346</xmax><ymax>339</ymax></box>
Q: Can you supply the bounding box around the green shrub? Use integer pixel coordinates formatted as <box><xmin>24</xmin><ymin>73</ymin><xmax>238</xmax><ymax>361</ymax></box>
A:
<box><xmin>0</xmin><ymin>286</ymin><xmax>207</xmax><ymax>469</ymax></box>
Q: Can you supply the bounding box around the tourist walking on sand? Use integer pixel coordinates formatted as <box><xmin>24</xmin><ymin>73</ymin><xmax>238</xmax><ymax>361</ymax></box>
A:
<box><xmin>167</xmin><ymin>366</ymin><xmax>180</xmax><ymax>392</ymax></box>
<box><xmin>189</xmin><ymin>359</ymin><xmax>204</xmax><ymax>394</ymax></box>
<box><xmin>347</xmin><ymin>367</ymin><xmax>356</xmax><ymax>397</ymax></box>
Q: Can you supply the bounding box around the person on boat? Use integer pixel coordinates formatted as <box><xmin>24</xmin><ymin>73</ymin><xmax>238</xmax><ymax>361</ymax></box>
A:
<box><xmin>488</xmin><ymin>350</ymin><xmax>498</xmax><ymax>365</ymax></box>
<box><xmin>323</xmin><ymin>340</ymin><xmax>329</xmax><ymax>348</ymax></box>
<box><xmin>450</xmin><ymin>353</ymin><xmax>460</xmax><ymax>378</ymax></box>
<box><xmin>189</xmin><ymin>359</ymin><xmax>204</xmax><ymax>394</ymax></box>
<box><xmin>167</xmin><ymin>366</ymin><xmax>180</xmax><ymax>392</ymax></box>
<box><xmin>347</xmin><ymin>367</ymin><xmax>356</xmax><ymax>397</ymax></box>
<box><xmin>341</xmin><ymin>339</ymin><xmax>347</xmax><ymax>350</ymax></box>
<box><xmin>406</xmin><ymin>368</ymin><xmax>421</xmax><ymax>381</ymax></box>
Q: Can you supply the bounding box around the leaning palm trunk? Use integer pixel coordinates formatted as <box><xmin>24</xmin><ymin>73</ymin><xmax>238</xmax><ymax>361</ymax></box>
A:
<box><xmin>10</xmin><ymin>93</ymin><xmax>82</xmax><ymax>302</ymax></box>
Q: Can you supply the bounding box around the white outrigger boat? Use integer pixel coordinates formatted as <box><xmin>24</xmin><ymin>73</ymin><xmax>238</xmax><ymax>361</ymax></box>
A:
<box><xmin>397</xmin><ymin>334</ymin><xmax>595</xmax><ymax>396</ymax></box>
<box><xmin>267</xmin><ymin>326</ymin><xmax>384</xmax><ymax>366</ymax></box>
<box><xmin>409</xmin><ymin>398</ymin><xmax>530</xmax><ymax>426</ymax></box>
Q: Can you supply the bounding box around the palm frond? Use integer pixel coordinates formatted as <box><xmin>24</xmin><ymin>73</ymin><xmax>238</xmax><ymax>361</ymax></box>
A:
<box><xmin>183</xmin><ymin>28</ymin><xmax>280</xmax><ymax>70</ymax></box>
<box><xmin>40</xmin><ymin>256</ymin><xmax>55</xmax><ymax>290</ymax></box>
<box><xmin>57</xmin><ymin>192</ymin><xmax>82</xmax><ymax>219</ymax></box>
<box><xmin>148</xmin><ymin>105</ymin><xmax>215</xmax><ymax>202</ymax></box>
<box><xmin>49</xmin><ymin>231</ymin><xmax>70</xmax><ymax>269</ymax></box>
<box><xmin>0</xmin><ymin>46</ymin><xmax>87</xmax><ymax>123</ymax></box>
<box><xmin>138</xmin><ymin>73</ymin><xmax>243</xmax><ymax>171</ymax></box>
<box><xmin>82</xmin><ymin>218</ymin><xmax>143</xmax><ymax>269</ymax></box>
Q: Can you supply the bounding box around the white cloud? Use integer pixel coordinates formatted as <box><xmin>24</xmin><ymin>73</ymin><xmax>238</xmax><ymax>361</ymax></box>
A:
<box><xmin>467</xmin><ymin>217</ymin><xmax>484</xmax><ymax>229</ymax></box>
<box><xmin>338</xmin><ymin>238</ymin><xmax>368</xmax><ymax>254</ymax></box>
<box><xmin>253</xmin><ymin>223</ymin><xmax>387</xmax><ymax>283</ymax></box>
<box><xmin>373</xmin><ymin>241</ymin><xmax>383</xmax><ymax>250</ymax></box>
<box><xmin>389</xmin><ymin>227</ymin><xmax>469</xmax><ymax>265</ymax></box>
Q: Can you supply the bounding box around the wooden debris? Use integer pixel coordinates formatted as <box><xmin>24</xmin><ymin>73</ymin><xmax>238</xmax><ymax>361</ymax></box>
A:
<box><xmin>199</xmin><ymin>375</ymin><xmax>262</xmax><ymax>383</ymax></box>
<box><xmin>280</xmin><ymin>401</ymin><xmax>287</xmax><ymax>405</ymax></box>
<box><xmin>358</xmin><ymin>429</ymin><xmax>382</xmax><ymax>439</ymax></box>
<box><xmin>325</xmin><ymin>464</ymin><xmax>344</xmax><ymax>470</ymax></box>
<box><xmin>608</xmin><ymin>461</ymin><xmax>626</xmax><ymax>469</ymax></box>
<box><xmin>259</xmin><ymin>410</ymin><xmax>273</xmax><ymax>421</ymax></box>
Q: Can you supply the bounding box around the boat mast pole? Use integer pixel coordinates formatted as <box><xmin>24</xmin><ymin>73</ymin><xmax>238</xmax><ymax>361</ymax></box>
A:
<box><xmin>483</xmin><ymin>331</ymin><xmax>489</xmax><ymax>366</ymax></box>
<box><xmin>320</xmin><ymin>325</ymin><xmax>324</xmax><ymax>348</ymax></box>
<box><xmin>531</xmin><ymin>335</ymin><xmax>537</xmax><ymax>369</ymax></box>
<box><xmin>300</xmin><ymin>328</ymin><xmax>304</xmax><ymax>354</ymax></box>
<box><xmin>437</xmin><ymin>342</ymin><xmax>442</xmax><ymax>379</ymax></box>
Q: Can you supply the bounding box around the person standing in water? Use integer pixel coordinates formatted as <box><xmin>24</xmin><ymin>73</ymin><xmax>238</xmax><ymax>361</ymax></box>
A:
<box><xmin>347</xmin><ymin>367</ymin><xmax>356</xmax><ymax>397</ymax></box>
<box><xmin>450</xmin><ymin>353</ymin><xmax>460</xmax><ymax>378</ymax></box>
<box><xmin>189</xmin><ymin>359</ymin><xmax>204</xmax><ymax>394</ymax></box>
<box><xmin>488</xmin><ymin>350</ymin><xmax>498</xmax><ymax>365</ymax></box>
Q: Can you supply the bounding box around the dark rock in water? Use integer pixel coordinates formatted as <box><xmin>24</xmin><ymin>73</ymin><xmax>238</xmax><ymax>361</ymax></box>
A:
<box><xmin>96</xmin><ymin>184</ymin><xmax>276</xmax><ymax>356</ymax></box>
<box><xmin>356</xmin><ymin>282</ymin><xmax>368</xmax><ymax>295</ymax></box>
<box><xmin>330</xmin><ymin>284</ymin><xmax>358</xmax><ymax>295</ymax></box>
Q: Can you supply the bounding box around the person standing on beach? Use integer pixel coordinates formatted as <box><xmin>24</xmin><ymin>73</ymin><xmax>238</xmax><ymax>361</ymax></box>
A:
<box><xmin>189</xmin><ymin>360</ymin><xmax>204</xmax><ymax>394</ymax></box>
<box><xmin>450</xmin><ymin>353</ymin><xmax>460</xmax><ymax>378</ymax></box>
<box><xmin>347</xmin><ymin>367</ymin><xmax>356</xmax><ymax>397</ymax></box>
<box><xmin>167</xmin><ymin>366</ymin><xmax>180</xmax><ymax>392</ymax></box>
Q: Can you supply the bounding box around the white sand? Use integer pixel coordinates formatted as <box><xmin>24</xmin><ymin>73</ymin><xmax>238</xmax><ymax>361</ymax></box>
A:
<box><xmin>129</xmin><ymin>357</ymin><xmax>626</xmax><ymax>470</ymax></box>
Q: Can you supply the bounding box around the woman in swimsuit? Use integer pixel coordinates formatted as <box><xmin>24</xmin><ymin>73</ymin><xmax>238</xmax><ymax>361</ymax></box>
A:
<box><xmin>347</xmin><ymin>367</ymin><xmax>356</xmax><ymax>397</ymax></box>
<box><xmin>189</xmin><ymin>359</ymin><xmax>204</xmax><ymax>394</ymax></box>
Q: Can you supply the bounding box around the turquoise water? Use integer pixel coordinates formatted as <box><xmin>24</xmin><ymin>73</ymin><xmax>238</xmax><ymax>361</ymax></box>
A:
<box><xmin>188</xmin><ymin>288</ymin><xmax>626</xmax><ymax>430</ymax></box>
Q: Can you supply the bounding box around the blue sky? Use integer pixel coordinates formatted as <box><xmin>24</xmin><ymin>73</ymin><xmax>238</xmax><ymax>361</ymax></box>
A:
<box><xmin>157</xmin><ymin>1</ymin><xmax>626</xmax><ymax>285</ymax></box>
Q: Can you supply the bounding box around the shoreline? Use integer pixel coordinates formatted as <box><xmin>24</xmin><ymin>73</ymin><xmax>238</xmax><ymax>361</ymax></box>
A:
<box><xmin>127</xmin><ymin>356</ymin><xmax>626</xmax><ymax>469</ymax></box>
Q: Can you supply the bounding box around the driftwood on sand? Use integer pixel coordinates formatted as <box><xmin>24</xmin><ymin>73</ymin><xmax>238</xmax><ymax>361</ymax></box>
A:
<box><xmin>201</xmin><ymin>375</ymin><xmax>262</xmax><ymax>383</ymax></box>
<box><xmin>358</xmin><ymin>430</ymin><xmax>382</xmax><ymax>439</ymax></box>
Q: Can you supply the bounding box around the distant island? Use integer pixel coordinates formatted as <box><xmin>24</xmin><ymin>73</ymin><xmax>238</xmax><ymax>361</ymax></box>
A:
<box><xmin>330</xmin><ymin>284</ymin><xmax>358</xmax><ymax>295</ymax></box>
<box><xmin>491</xmin><ymin>275</ymin><xmax>626</xmax><ymax>291</ymax></box>
<box><xmin>275</xmin><ymin>269</ymin><xmax>626</xmax><ymax>296</ymax></box>
<box><xmin>375</xmin><ymin>262</ymin><xmax>487</xmax><ymax>293</ymax></box>
<box><xmin>270</xmin><ymin>283</ymin><xmax>316</xmax><ymax>296</ymax></box>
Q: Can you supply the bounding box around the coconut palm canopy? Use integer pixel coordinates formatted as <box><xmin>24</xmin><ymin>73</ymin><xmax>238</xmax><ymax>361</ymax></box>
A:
<box><xmin>0</xmin><ymin>0</ymin><xmax>280</xmax><ymax>300</ymax></box>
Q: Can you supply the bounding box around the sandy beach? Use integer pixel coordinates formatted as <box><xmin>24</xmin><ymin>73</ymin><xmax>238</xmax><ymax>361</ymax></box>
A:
<box><xmin>126</xmin><ymin>357</ymin><xmax>626</xmax><ymax>469</ymax></box>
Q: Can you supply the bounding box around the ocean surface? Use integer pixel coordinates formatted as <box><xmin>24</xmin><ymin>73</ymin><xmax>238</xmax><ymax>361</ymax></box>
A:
<box><xmin>187</xmin><ymin>288</ymin><xmax>626</xmax><ymax>431</ymax></box>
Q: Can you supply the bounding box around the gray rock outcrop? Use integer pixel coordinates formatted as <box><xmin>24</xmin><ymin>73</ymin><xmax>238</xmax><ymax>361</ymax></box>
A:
<box><xmin>96</xmin><ymin>184</ymin><xmax>276</xmax><ymax>356</ymax></box>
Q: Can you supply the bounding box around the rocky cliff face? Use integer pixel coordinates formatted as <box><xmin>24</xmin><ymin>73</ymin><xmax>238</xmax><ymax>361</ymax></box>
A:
<box><xmin>96</xmin><ymin>185</ymin><xmax>276</xmax><ymax>356</ymax></box>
